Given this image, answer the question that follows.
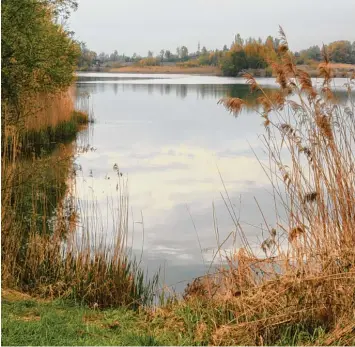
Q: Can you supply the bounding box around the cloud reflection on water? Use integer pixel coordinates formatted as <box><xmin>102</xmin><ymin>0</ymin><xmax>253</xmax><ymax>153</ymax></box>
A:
<box><xmin>76</xmin><ymin>74</ymin><xmax>342</xmax><ymax>289</ymax></box>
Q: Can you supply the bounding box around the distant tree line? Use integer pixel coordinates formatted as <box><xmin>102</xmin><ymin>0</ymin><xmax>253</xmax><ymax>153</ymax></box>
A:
<box><xmin>77</xmin><ymin>36</ymin><xmax>355</xmax><ymax>75</ymax></box>
<box><xmin>295</xmin><ymin>41</ymin><xmax>355</xmax><ymax>64</ymax></box>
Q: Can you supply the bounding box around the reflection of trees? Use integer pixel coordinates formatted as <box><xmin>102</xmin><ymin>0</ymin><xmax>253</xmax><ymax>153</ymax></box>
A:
<box><xmin>181</xmin><ymin>85</ymin><xmax>187</xmax><ymax>99</ymax></box>
<box><xmin>176</xmin><ymin>85</ymin><xmax>187</xmax><ymax>99</ymax></box>
<box><xmin>76</xmin><ymin>74</ymin><xmax>355</xmax><ymax>105</ymax></box>
<box><xmin>77</xmin><ymin>82</ymin><xmax>268</xmax><ymax>101</ymax></box>
<box><xmin>76</xmin><ymin>81</ymin><xmax>355</xmax><ymax>108</ymax></box>
<box><xmin>113</xmin><ymin>83</ymin><xmax>118</xmax><ymax>95</ymax></box>
<box><xmin>164</xmin><ymin>84</ymin><xmax>171</xmax><ymax>95</ymax></box>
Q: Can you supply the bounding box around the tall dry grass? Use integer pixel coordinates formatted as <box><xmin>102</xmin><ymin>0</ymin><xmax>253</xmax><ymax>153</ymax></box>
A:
<box><xmin>170</xmin><ymin>28</ymin><xmax>355</xmax><ymax>345</ymax></box>
<box><xmin>7</xmin><ymin>173</ymin><xmax>159</xmax><ymax>308</ymax></box>
<box><xmin>23</xmin><ymin>87</ymin><xmax>76</xmax><ymax>132</ymax></box>
<box><xmin>2</xmin><ymin>82</ymin><xmax>157</xmax><ymax>309</ymax></box>
<box><xmin>2</xmin><ymin>86</ymin><xmax>83</xmax><ymax>159</ymax></box>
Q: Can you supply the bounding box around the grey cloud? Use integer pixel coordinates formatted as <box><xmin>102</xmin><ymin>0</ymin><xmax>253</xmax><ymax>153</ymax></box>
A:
<box><xmin>70</xmin><ymin>0</ymin><xmax>355</xmax><ymax>55</ymax></box>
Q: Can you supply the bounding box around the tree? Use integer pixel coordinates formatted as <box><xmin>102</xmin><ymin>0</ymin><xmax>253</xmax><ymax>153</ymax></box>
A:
<box><xmin>176</xmin><ymin>47</ymin><xmax>181</xmax><ymax>58</ymax></box>
<box><xmin>180</xmin><ymin>46</ymin><xmax>188</xmax><ymax>60</ymax></box>
<box><xmin>98</xmin><ymin>52</ymin><xmax>107</xmax><ymax>62</ymax></box>
<box><xmin>1</xmin><ymin>0</ymin><xmax>80</xmax><ymax>107</ymax></box>
<box><xmin>78</xmin><ymin>42</ymin><xmax>97</xmax><ymax>67</ymax></box>
<box><xmin>159</xmin><ymin>49</ymin><xmax>165</xmax><ymax>61</ymax></box>
<box><xmin>265</xmin><ymin>36</ymin><xmax>274</xmax><ymax>50</ymax></box>
<box><xmin>147</xmin><ymin>50</ymin><xmax>153</xmax><ymax>58</ymax></box>
<box><xmin>223</xmin><ymin>45</ymin><xmax>228</xmax><ymax>52</ymax></box>
<box><xmin>220</xmin><ymin>33</ymin><xmax>270</xmax><ymax>76</ymax></box>
<box><xmin>110</xmin><ymin>50</ymin><xmax>119</xmax><ymax>61</ymax></box>
<box><xmin>199</xmin><ymin>54</ymin><xmax>210</xmax><ymax>65</ymax></box>
<box><xmin>220</xmin><ymin>51</ymin><xmax>248</xmax><ymax>76</ymax></box>
<box><xmin>235</xmin><ymin>33</ymin><xmax>244</xmax><ymax>46</ymax></box>
<box><xmin>299</xmin><ymin>45</ymin><xmax>322</xmax><ymax>62</ymax></box>
<box><xmin>164</xmin><ymin>50</ymin><xmax>172</xmax><ymax>60</ymax></box>
<box><xmin>327</xmin><ymin>41</ymin><xmax>353</xmax><ymax>63</ymax></box>
<box><xmin>201</xmin><ymin>46</ymin><xmax>208</xmax><ymax>55</ymax></box>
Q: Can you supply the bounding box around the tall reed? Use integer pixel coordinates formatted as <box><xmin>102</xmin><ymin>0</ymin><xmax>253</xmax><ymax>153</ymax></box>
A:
<box><xmin>12</xmin><ymin>174</ymin><xmax>159</xmax><ymax>308</ymax></box>
<box><xmin>172</xmin><ymin>28</ymin><xmax>355</xmax><ymax>345</ymax></box>
<box><xmin>2</xmin><ymin>84</ymin><xmax>157</xmax><ymax>309</ymax></box>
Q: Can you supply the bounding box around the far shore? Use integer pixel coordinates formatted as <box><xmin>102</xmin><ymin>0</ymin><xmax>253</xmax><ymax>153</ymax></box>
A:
<box><xmin>98</xmin><ymin>65</ymin><xmax>222</xmax><ymax>75</ymax></box>
<box><xmin>78</xmin><ymin>62</ymin><xmax>355</xmax><ymax>78</ymax></box>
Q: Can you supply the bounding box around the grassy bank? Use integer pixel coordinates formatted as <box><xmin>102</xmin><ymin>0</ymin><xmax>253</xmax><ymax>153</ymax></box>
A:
<box><xmin>91</xmin><ymin>62</ymin><xmax>355</xmax><ymax>78</ymax></box>
<box><xmin>2</xmin><ymin>290</ymin><xmax>158</xmax><ymax>346</ymax></box>
<box><xmin>3</xmin><ymin>289</ymin><xmax>355</xmax><ymax>346</ymax></box>
<box><xmin>105</xmin><ymin>65</ymin><xmax>222</xmax><ymax>75</ymax></box>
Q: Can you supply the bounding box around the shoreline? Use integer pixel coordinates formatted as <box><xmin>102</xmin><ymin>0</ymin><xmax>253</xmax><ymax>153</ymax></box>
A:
<box><xmin>78</xmin><ymin>62</ymin><xmax>355</xmax><ymax>78</ymax></box>
<box><xmin>81</xmin><ymin>65</ymin><xmax>222</xmax><ymax>76</ymax></box>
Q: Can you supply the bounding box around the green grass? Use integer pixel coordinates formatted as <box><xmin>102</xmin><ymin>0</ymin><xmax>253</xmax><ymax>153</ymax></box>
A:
<box><xmin>1</xmin><ymin>296</ymin><xmax>161</xmax><ymax>346</ymax></box>
<box><xmin>2</xmin><ymin>293</ymin><xmax>354</xmax><ymax>346</ymax></box>
<box><xmin>1</xmin><ymin>294</ymin><xmax>212</xmax><ymax>346</ymax></box>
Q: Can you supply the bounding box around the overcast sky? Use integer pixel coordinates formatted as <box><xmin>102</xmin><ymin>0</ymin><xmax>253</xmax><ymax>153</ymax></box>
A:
<box><xmin>69</xmin><ymin>0</ymin><xmax>355</xmax><ymax>56</ymax></box>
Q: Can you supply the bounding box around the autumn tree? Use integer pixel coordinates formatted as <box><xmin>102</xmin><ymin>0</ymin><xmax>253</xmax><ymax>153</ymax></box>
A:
<box><xmin>2</xmin><ymin>0</ymin><xmax>80</xmax><ymax>125</ymax></box>
<box><xmin>327</xmin><ymin>40</ymin><xmax>355</xmax><ymax>64</ymax></box>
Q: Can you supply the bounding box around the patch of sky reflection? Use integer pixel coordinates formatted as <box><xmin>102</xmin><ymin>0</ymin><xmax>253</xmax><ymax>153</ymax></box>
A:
<box><xmin>73</xmin><ymin>74</ymin><xmax>352</xmax><ymax>291</ymax></box>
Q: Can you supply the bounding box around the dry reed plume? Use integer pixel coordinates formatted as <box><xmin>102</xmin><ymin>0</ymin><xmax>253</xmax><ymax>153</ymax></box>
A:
<box><xmin>175</xmin><ymin>27</ymin><xmax>355</xmax><ymax>345</ymax></box>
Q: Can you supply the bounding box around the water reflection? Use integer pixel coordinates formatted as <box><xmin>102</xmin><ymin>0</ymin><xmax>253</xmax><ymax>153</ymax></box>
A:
<box><xmin>77</xmin><ymin>79</ymin><xmax>352</xmax><ymax>104</ymax></box>
<box><xmin>74</xmin><ymin>73</ymin><xmax>353</xmax><ymax>291</ymax></box>
<box><xmin>76</xmin><ymin>82</ymin><xmax>259</xmax><ymax>100</ymax></box>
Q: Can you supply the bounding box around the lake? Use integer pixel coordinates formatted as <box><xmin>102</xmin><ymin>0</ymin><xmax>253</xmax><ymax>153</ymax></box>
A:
<box><xmin>74</xmin><ymin>73</ymin><xmax>350</xmax><ymax>291</ymax></box>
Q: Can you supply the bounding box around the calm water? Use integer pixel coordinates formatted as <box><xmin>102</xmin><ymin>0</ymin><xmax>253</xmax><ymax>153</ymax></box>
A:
<box><xmin>74</xmin><ymin>73</ymin><xmax>350</xmax><ymax>291</ymax></box>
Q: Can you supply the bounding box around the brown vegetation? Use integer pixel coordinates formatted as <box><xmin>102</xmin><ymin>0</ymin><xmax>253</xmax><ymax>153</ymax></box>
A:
<box><xmin>107</xmin><ymin>65</ymin><xmax>222</xmax><ymax>75</ymax></box>
<box><xmin>296</xmin><ymin>62</ymin><xmax>355</xmax><ymax>78</ymax></box>
<box><xmin>153</xmin><ymin>29</ymin><xmax>355</xmax><ymax>345</ymax></box>
<box><xmin>105</xmin><ymin>62</ymin><xmax>355</xmax><ymax>78</ymax></box>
